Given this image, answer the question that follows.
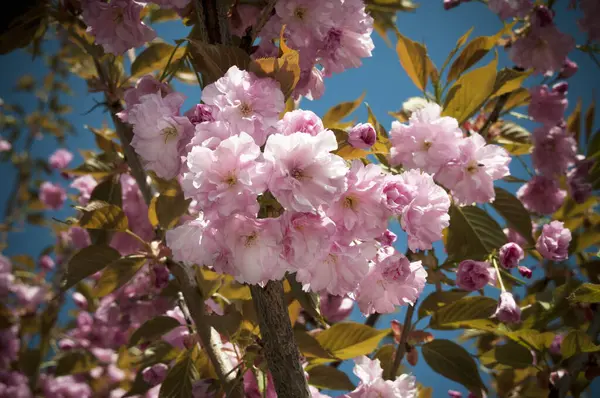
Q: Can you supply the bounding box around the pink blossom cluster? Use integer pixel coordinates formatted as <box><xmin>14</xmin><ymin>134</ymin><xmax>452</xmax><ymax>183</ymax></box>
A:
<box><xmin>239</xmin><ymin>0</ymin><xmax>374</xmax><ymax>99</ymax></box>
<box><xmin>142</xmin><ymin>66</ymin><xmax>446</xmax><ymax>315</ymax></box>
<box><xmin>390</xmin><ymin>103</ymin><xmax>511</xmax><ymax>205</ymax></box>
<box><xmin>344</xmin><ymin>356</ymin><xmax>417</xmax><ymax>397</ymax></box>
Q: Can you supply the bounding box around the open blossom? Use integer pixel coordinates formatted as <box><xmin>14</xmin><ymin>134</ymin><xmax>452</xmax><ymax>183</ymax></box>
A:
<box><xmin>390</xmin><ymin>103</ymin><xmax>463</xmax><ymax>174</ymax></box>
<box><xmin>488</xmin><ymin>0</ymin><xmax>532</xmax><ymax>19</ymax></box>
<box><xmin>70</xmin><ymin>175</ymin><xmax>98</xmax><ymax>205</ymax></box>
<box><xmin>317</xmin><ymin>0</ymin><xmax>375</xmax><ymax>76</ymax></box>
<box><xmin>509</xmin><ymin>21</ymin><xmax>575</xmax><ymax>75</ymax></box>
<box><xmin>129</xmin><ymin>92</ymin><xmax>193</xmax><ymax>179</ymax></box>
<box><xmin>41</xmin><ymin>375</ymin><xmax>92</xmax><ymax>398</ymax></box>
<box><xmin>356</xmin><ymin>251</ymin><xmax>427</xmax><ymax>315</ymax></box>
<box><xmin>456</xmin><ymin>260</ymin><xmax>496</xmax><ymax>291</ymax></box>
<box><xmin>39</xmin><ymin>182</ymin><xmax>67</xmax><ymax>210</ymax></box>
<box><xmin>296</xmin><ymin>241</ymin><xmax>374</xmax><ymax>295</ymax></box>
<box><xmin>494</xmin><ymin>291</ymin><xmax>521</xmax><ymax>324</ymax></box>
<box><xmin>528</xmin><ymin>83</ymin><xmax>568</xmax><ymax>126</ymax></box>
<box><xmin>0</xmin><ymin>371</ymin><xmax>32</xmax><ymax>398</ymax></box>
<box><xmin>166</xmin><ymin>218</ymin><xmax>209</xmax><ymax>266</ymax></box>
<box><xmin>435</xmin><ymin>133</ymin><xmax>510</xmax><ymax>205</ymax></box>
<box><xmin>282</xmin><ymin>211</ymin><xmax>336</xmax><ymax>270</ymax></box>
<box><xmin>385</xmin><ymin>170</ymin><xmax>450</xmax><ymax>251</ymax></box>
<box><xmin>81</xmin><ymin>0</ymin><xmax>156</xmax><ymax>55</ymax></box>
<box><xmin>221</xmin><ymin>214</ymin><xmax>287</xmax><ymax>285</ymax></box>
<box><xmin>265</xmin><ymin>130</ymin><xmax>348</xmax><ymax>212</ymax></box>
<box><xmin>183</xmin><ymin>133</ymin><xmax>267</xmax><ymax>218</ymax></box>
<box><xmin>119</xmin><ymin>75</ymin><xmax>172</xmax><ymax>122</ymax></box>
<box><xmin>517</xmin><ymin>175</ymin><xmax>566</xmax><ymax>215</ymax></box>
<box><xmin>48</xmin><ymin>149</ymin><xmax>73</xmax><ymax>169</ymax></box>
<box><xmin>295</xmin><ymin>66</ymin><xmax>325</xmax><ymax>100</ymax></box>
<box><xmin>536</xmin><ymin>221</ymin><xmax>571</xmax><ymax>261</ymax></box>
<box><xmin>345</xmin><ymin>356</ymin><xmax>417</xmax><ymax>397</ymax></box>
<box><xmin>188</xmin><ymin>120</ymin><xmax>233</xmax><ymax>151</ymax></box>
<box><xmin>531</xmin><ymin>126</ymin><xmax>577</xmax><ymax>177</ymax></box>
<box><xmin>277</xmin><ymin>110</ymin><xmax>325</xmax><ymax>136</ymax></box>
<box><xmin>499</xmin><ymin>243</ymin><xmax>524</xmax><ymax>269</ymax></box>
<box><xmin>202</xmin><ymin>66</ymin><xmax>284</xmax><ymax>146</ymax></box>
<box><xmin>327</xmin><ymin>161</ymin><xmax>388</xmax><ymax>241</ymax></box>
<box><xmin>579</xmin><ymin>0</ymin><xmax>600</xmax><ymax>42</ymax></box>
<box><xmin>348</xmin><ymin>123</ymin><xmax>376</xmax><ymax>149</ymax></box>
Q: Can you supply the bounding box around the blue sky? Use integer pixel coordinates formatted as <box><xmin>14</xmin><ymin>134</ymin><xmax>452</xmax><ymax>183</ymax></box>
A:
<box><xmin>1</xmin><ymin>1</ymin><xmax>599</xmax><ymax>396</ymax></box>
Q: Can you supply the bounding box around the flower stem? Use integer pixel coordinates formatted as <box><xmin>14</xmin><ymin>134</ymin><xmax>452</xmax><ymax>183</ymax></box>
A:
<box><xmin>492</xmin><ymin>258</ymin><xmax>506</xmax><ymax>292</ymax></box>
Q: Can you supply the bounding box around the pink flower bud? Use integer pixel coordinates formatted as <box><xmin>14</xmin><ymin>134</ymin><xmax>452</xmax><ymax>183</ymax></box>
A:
<box><xmin>348</xmin><ymin>123</ymin><xmax>376</xmax><ymax>150</ymax></box>
<box><xmin>72</xmin><ymin>292</ymin><xmax>88</xmax><ymax>310</ymax></box>
<box><xmin>518</xmin><ymin>266</ymin><xmax>532</xmax><ymax>279</ymax></box>
<box><xmin>499</xmin><ymin>243</ymin><xmax>524</xmax><ymax>269</ymax></box>
<box><xmin>448</xmin><ymin>391</ymin><xmax>463</xmax><ymax>398</ymax></box>
<box><xmin>375</xmin><ymin>230</ymin><xmax>397</xmax><ymax>246</ymax></box>
<box><xmin>549</xmin><ymin>333</ymin><xmax>564</xmax><ymax>355</ymax></box>
<box><xmin>0</xmin><ymin>139</ymin><xmax>11</xmax><ymax>152</ymax></box>
<box><xmin>494</xmin><ymin>292</ymin><xmax>521</xmax><ymax>324</ymax></box>
<box><xmin>39</xmin><ymin>255</ymin><xmax>55</xmax><ymax>271</ymax></box>
<box><xmin>456</xmin><ymin>260</ymin><xmax>496</xmax><ymax>291</ymax></box>
<box><xmin>142</xmin><ymin>363</ymin><xmax>168</xmax><ymax>387</ymax></box>
<box><xmin>559</xmin><ymin>58</ymin><xmax>578</xmax><ymax>79</ymax></box>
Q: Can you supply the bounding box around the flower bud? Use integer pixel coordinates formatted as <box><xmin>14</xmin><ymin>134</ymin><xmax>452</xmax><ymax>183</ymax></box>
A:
<box><xmin>348</xmin><ymin>123</ymin><xmax>376</xmax><ymax>150</ymax></box>
<box><xmin>72</xmin><ymin>292</ymin><xmax>88</xmax><ymax>310</ymax></box>
<box><xmin>39</xmin><ymin>255</ymin><xmax>55</xmax><ymax>271</ymax></box>
<box><xmin>142</xmin><ymin>363</ymin><xmax>168</xmax><ymax>387</ymax></box>
<box><xmin>499</xmin><ymin>243</ymin><xmax>524</xmax><ymax>269</ymax></box>
<box><xmin>558</xmin><ymin>58</ymin><xmax>578</xmax><ymax>79</ymax></box>
<box><xmin>518</xmin><ymin>266</ymin><xmax>532</xmax><ymax>279</ymax></box>
<box><xmin>494</xmin><ymin>292</ymin><xmax>521</xmax><ymax>324</ymax></box>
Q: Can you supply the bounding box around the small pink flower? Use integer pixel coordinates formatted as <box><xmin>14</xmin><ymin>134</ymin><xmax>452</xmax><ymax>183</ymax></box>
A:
<box><xmin>499</xmin><ymin>243</ymin><xmax>524</xmax><ymax>269</ymax></box>
<box><xmin>517</xmin><ymin>175</ymin><xmax>566</xmax><ymax>215</ymax></box>
<box><xmin>264</xmin><ymin>130</ymin><xmax>348</xmax><ymax>213</ymax></box>
<box><xmin>0</xmin><ymin>139</ymin><xmax>11</xmax><ymax>152</ymax></box>
<box><xmin>72</xmin><ymin>292</ymin><xmax>88</xmax><ymax>309</ymax></box>
<box><xmin>488</xmin><ymin>0</ymin><xmax>532</xmax><ymax>19</ymax></box>
<box><xmin>282</xmin><ymin>211</ymin><xmax>336</xmax><ymax>271</ymax></box>
<box><xmin>549</xmin><ymin>333</ymin><xmax>564</xmax><ymax>355</ymax></box>
<box><xmin>376</xmin><ymin>230</ymin><xmax>397</xmax><ymax>247</ymax></box>
<box><xmin>494</xmin><ymin>291</ymin><xmax>521</xmax><ymax>324</ymax></box>
<box><xmin>70</xmin><ymin>175</ymin><xmax>98</xmax><ymax>205</ymax></box>
<box><xmin>81</xmin><ymin>0</ymin><xmax>156</xmax><ymax>55</ymax></box>
<box><xmin>456</xmin><ymin>260</ymin><xmax>496</xmax><ymax>291</ymax></box>
<box><xmin>536</xmin><ymin>220</ymin><xmax>571</xmax><ymax>261</ymax></box>
<box><xmin>518</xmin><ymin>265</ymin><xmax>532</xmax><ymax>279</ymax></box>
<box><xmin>356</xmin><ymin>251</ymin><xmax>427</xmax><ymax>315</ymax></box>
<box><xmin>390</xmin><ymin>103</ymin><xmax>463</xmax><ymax>174</ymax></box>
<box><xmin>528</xmin><ymin>83</ymin><xmax>568</xmax><ymax>126</ymax></box>
<box><xmin>435</xmin><ymin>133</ymin><xmax>510</xmax><ymax>205</ymax></box>
<box><xmin>348</xmin><ymin>123</ymin><xmax>376</xmax><ymax>150</ymax></box>
<box><xmin>345</xmin><ymin>356</ymin><xmax>417</xmax><ymax>397</ymax></box>
<box><xmin>277</xmin><ymin>110</ymin><xmax>325</xmax><ymax>137</ymax></box>
<box><xmin>68</xmin><ymin>227</ymin><xmax>92</xmax><ymax>249</ymax></box>
<box><xmin>558</xmin><ymin>58</ymin><xmax>578</xmax><ymax>79</ymax></box>
<box><xmin>142</xmin><ymin>363</ymin><xmax>168</xmax><ymax>387</ymax></box>
<box><xmin>119</xmin><ymin>75</ymin><xmax>172</xmax><ymax>122</ymax></box>
<box><xmin>531</xmin><ymin>125</ymin><xmax>577</xmax><ymax>177</ymax></box>
<box><xmin>48</xmin><ymin>149</ymin><xmax>73</xmax><ymax>169</ymax></box>
<box><xmin>39</xmin><ymin>255</ymin><xmax>55</xmax><ymax>271</ymax></box>
<box><xmin>39</xmin><ymin>182</ymin><xmax>67</xmax><ymax>210</ymax></box>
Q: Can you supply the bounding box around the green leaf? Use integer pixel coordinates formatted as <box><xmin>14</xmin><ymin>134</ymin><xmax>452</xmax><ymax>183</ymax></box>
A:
<box><xmin>307</xmin><ymin>365</ymin><xmax>356</xmax><ymax>391</ymax></box>
<box><xmin>491</xmin><ymin>187</ymin><xmax>534</xmax><ymax>245</ymax></box>
<box><xmin>294</xmin><ymin>329</ymin><xmax>335</xmax><ymax>360</ymax></box>
<box><xmin>129</xmin><ymin>316</ymin><xmax>182</xmax><ymax>347</ymax></box>
<box><xmin>55</xmin><ymin>350</ymin><xmax>97</xmax><ymax>376</ymax></box>
<box><xmin>493</xmin><ymin>121</ymin><xmax>532</xmax><ymax>156</ymax></box>
<box><xmin>62</xmin><ymin>245</ymin><xmax>121</xmax><ymax>290</ymax></box>
<box><xmin>90</xmin><ymin>176</ymin><xmax>122</xmax><ymax>208</ymax></box>
<box><xmin>322</xmin><ymin>92</ymin><xmax>366</xmax><ymax>128</ymax></box>
<box><xmin>429</xmin><ymin>296</ymin><xmax>499</xmax><ymax>330</ymax></box>
<box><xmin>94</xmin><ymin>255</ymin><xmax>147</xmax><ymax>297</ymax></box>
<box><xmin>561</xmin><ymin>330</ymin><xmax>600</xmax><ymax>359</ymax></box>
<box><xmin>421</xmin><ymin>339</ymin><xmax>486</xmax><ymax>395</ymax></box>
<box><xmin>446</xmin><ymin>205</ymin><xmax>507</xmax><ymax>261</ymax></box>
<box><xmin>569</xmin><ymin>283</ymin><xmax>600</xmax><ymax>303</ymax></box>
<box><xmin>480</xmin><ymin>341</ymin><xmax>534</xmax><ymax>369</ymax></box>
<box><xmin>447</xmin><ymin>35</ymin><xmax>497</xmax><ymax>82</ymax></box>
<box><xmin>159</xmin><ymin>347</ymin><xmax>200</xmax><ymax>398</ymax></box>
<box><xmin>131</xmin><ymin>42</ymin><xmax>186</xmax><ymax>78</ymax></box>
<box><xmin>148</xmin><ymin>182</ymin><xmax>191</xmax><ymax>230</ymax></box>
<box><xmin>206</xmin><ymin>304</ymin><xmax>242</xmax><ymax>337</ymax></box>
<box><xmin>187</xmin><ymin>41</ymin><xmax>251</xmax><ymax>87</ymax></box>
<box><xmin>78</xmin><ymin>201</ymin><xmax>128</xmax><ymax>231</ymax></box>
<box><xmin>491</xmin><ymin>68</ymin><xmax>531</xmax><ymax>98</ymax></box>
<box><xmin>506</xmin><ymin>330</ymin><xmax>555</xmax><ymax>351</ymax></box>
<box><xmin>286</xmin><ymin>274</ymin><xmax>327</xmax><ymax>327</ymax></box>
<box><xmin>395</xmin><ymin>31</ymin><xmax>430</xmax><ymax>91</ymax></box>
<box><xmin>315</xmin><ymin>323</ymin><xmax>390</xmax><ymax>362</ymax></box>
<box><xmin>418</xmin><ymin>290</ymin><xmax>470</xmax><ymax>319</ymax></box>
<box><xmin>443</xmin><ymin>55</ymin><xmax>498</xmax><ymax>124</ymax></box>
<box><xmin>68</xmin><ymin>156</ymin><xmax>120</xmax><ymax>178</ymax></box>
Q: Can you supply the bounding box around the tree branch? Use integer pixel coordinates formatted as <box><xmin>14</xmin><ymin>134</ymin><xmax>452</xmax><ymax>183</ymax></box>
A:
<box><xmin>387</xmin><ymin>303</ymin><xmax>416</xmax><ymax>380</ymax></box>
<box><xmin>250</xmin><ymin>281</ymin><xmax>311</xmax><ymax>398</ymax></box>
<box><xmin>478</xmin><ymin>93</ymin><xmax>509</xmax><ymax>138</ymax></box>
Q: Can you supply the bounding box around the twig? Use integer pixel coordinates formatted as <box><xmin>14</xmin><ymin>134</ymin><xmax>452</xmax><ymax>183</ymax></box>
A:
<box><xmin>250</xmin><ymin>281</ymin><xmax>311</xmax><ymax>398</ymax></box>
<box><xmin>365</xmin><ymin>313</ymin><xmax>380</xmax><ymax>327</ymax></box>
<box><xmin>387</xmin><ymin>303</ymin><xmax>416</xmax><ymax>380</ymax></box>
<box><xmin>479</xmin><ymin>93</ymin><xmax>509</xmax><ymax>138</ymax></box>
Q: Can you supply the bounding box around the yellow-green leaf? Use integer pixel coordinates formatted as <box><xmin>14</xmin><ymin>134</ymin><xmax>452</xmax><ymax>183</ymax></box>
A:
<box><xmin>131</xmin><ymin>42</ymin><xmax>186</xmax><ymax>78</ymax></box>
<box><xmin>55</xmin><ymin>350</ymin><xmax>97</xmax><ymax>376</ymax></box>
<box><xmin>315</xmin><ymin>323</ymin><xmax>390</xmax><ymax>362</ymax></box>
<box><xmin>63</xmin><ymin>245</ymin><xmax>121</xmax><ymax>291</ymax></box>
<box><xmin>148</xmin><ymin>182</ymin><xmax>191</xmax><ymax>230</ymax></box>
<box><xmin>422</xmin><ymin>339</ymin><xmax>486</xmax><ymax>395</ymax></box>
<box><xmin>561</xmin><ymin>330</ymin><xmax>600</xmax><ymax>359</ymax></box>
<box><xmin>429</xmin><ymin>296</ymin><xmax>499</xmax><ymax>330</ymax></box>
<box><xmin>395</xmin><ymin>31</ymin><xmax>430</xmax><ymax>91</ymax></box>
<box><xmin>94</xmin><ymin>255</ymin><xmax>147</xmax><ymax>297</ymax></box>
<box><xmin>569</xmin><ymin>283</ymin><xmax>600</xmax><ymax>303</ymax></box>
<box><xmin>506</xmin><ymin>330</ymin><xmax>555</xmax><ymax>351</ymax></box>
<box><xmin>159</xmin><ymin>347</ymin><xmax>201</xmax><ymax>398</ymax></box>
<box><xmin>322</xmin><ymin>92</ymin><xmax>366</xmax><ymax>128</ymax></box>
<box><xmin>493</xmin><ymin>121</ymin><xmax>532</xmax><ymax>156</ymax></box>
<box><xmin>307</xmin><ymin>365</ymin><xmax>355</xmax><ymax>391</ymax></box>
<box><xmin>491</xmin><ymin>68</ymin><xmax>531</xmax><ymax>98</ymax></box>
<box><xmin>129</xmin><ymin>316</ymin><xmax>181</xmax><ymax>347</ymax></box>
<box><xmin>418</xmin><ymin>290</ymin><xmax>470</xmax><ymax>319</ymax></box>
<box><xmin>294</xmin><ymin>329</ymin><xmax>334</xmax><ymax>360</ymax></box>
<box><xmin>480</xmin><ymin>341</ymin><xmax>534</xmax><ymax>369</ymax></box>
<box><xmin>446</xmin><ymin>205</ymin><xmax>507</xmax><ymax>261</ymax></box>
<box><xmin>89</xmin><ymin>176</ymin><xmax>122</xmax><ymax>208</ymax></box>
<box><xmin>447</xmin><ymin>35</ymin><xmax>495</xmax><ymax>82</ymax></box>
<box><xmin>443</xmin><ymin>55</ymin><xmax>498</xmax><ymax>124</ymax></box>
<box><xmin>491</xmin><ymin>187</ymin><xmax>535</xmax><ymax>245</ymax></box>
<box><xmin>78</xmin><ymin>201</ymin><xmax>128</xmax><ymax>231</ymax></box>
